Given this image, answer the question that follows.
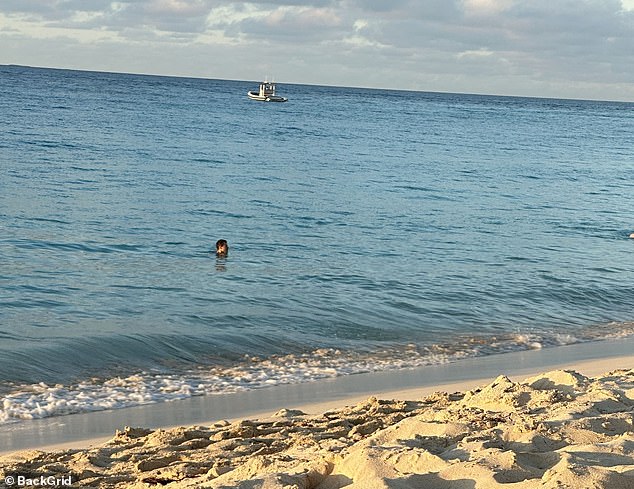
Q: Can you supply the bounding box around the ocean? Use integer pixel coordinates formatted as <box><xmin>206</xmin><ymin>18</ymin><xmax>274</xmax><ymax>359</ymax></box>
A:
<box><xmin>1</xmin><ymin>65</ymin><xmax>633</xmax><ymax>424</ymax></box>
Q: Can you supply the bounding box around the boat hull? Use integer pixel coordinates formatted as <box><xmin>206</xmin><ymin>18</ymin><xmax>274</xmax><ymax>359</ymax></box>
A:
<box><xmin>247</xmin><ymin>91</ymin><xmax>287</xmax><ymax>102</ymax></box>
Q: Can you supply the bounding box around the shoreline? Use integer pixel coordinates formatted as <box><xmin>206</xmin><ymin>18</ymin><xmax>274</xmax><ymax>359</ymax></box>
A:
<box><xmin>1</xmin><ymin>355</ymin><xmax>632</xmax><ymax>488</ymax></box>
<box><xmin>2</xmin><ymin>336</ymin><xmax>633</xmax><ymax>455</ymax></box>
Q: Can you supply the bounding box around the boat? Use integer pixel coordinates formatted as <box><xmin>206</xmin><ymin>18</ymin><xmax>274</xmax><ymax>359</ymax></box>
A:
<box><xmin>247</xmin><ymin>80</ymin><xmax>288</xmax><ymax>102</ymax></box>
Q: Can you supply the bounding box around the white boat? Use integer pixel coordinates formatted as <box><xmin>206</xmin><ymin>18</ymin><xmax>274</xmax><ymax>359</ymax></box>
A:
<box><xmin>247</xmin><ymin>81</ymin><xmax>288</xmax><ymax>102</ymax></box>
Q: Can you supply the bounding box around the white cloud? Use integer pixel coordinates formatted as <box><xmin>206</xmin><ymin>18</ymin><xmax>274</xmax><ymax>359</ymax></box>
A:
<box><xmin>463</xmin><ymin>0</ymin><xmax>515</xmax><ymax>15</ymax></box>
<box><xmin>0</xmin><ymin>11</ymin><xmax>118</xmax><ymax>43</ymax></box>
<box><xmin>622</xmin><ymin>0</ymin><xmax>634</xmax><ymax>10</ymax></box>
<box><xmin>261</xmin><ymin>6</ymin><xmax>341</xmax><ymax>29</ymax></box>
<box><xmin>457</xmin><ymin>48</ymin><xmax>494</xmax><ymax>58</ymax></box>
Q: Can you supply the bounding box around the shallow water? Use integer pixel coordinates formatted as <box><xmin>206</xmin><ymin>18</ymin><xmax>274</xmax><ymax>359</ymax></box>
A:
<box><xmin>1</xmin><ymin>65</ymin><xmax>633</xmax><ymax>422</ymax></box>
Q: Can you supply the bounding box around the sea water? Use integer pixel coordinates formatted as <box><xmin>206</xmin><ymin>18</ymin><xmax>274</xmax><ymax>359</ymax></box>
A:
<box><xmin>1</xmin><ymin>65</ymin><xmax>633</xmax><ymax>423</ymax></box>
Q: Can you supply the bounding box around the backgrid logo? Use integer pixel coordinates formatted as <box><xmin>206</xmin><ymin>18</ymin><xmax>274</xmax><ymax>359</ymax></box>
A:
<box><xmin>4</xmin><ymin>475</ymin><xmax>73</xmax><ymax>487</ymax></box>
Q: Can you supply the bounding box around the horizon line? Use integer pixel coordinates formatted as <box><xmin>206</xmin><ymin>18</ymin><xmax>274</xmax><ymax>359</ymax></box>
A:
<box><xmin>3</xmin><ymin>63</ymin><xmax>633</xmax><ymax>105</ymax></box>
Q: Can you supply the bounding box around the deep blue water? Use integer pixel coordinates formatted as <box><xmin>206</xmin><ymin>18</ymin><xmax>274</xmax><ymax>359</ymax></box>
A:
<box><xmin>1</xmin><ymin>65</ymin><xmax>633</xmax><ymax>422</ymax></box>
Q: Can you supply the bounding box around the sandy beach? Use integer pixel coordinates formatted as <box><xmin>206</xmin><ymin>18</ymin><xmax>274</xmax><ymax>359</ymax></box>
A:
<box><xmin>2</xmin><ymin>354</ymin><xmax>633</xmax><ymax>488</ymax></box>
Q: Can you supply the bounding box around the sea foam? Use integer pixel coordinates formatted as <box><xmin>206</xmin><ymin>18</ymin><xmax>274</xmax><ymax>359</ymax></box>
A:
<box><xmin>2</xmin><ymin>326</ymin><xmax>633</xmax><ymax>424</ymax></box>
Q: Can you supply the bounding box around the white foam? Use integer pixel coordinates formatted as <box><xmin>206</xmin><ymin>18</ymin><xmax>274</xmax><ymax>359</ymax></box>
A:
<box><xmin>2</xmin><ymin>326</ymin><xmax>633</xmax><ymax>424</ymax></box>
<box><xmin>0</xmin><ymin>348</ymin><xmax>452</xmax><ymax>423</ymax></box>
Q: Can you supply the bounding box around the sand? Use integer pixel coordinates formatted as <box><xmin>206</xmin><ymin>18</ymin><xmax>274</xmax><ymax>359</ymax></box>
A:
<box><xmin>1</xmin><ymin>362</ymin><xmax>633</xmax><ymax>488</ymax></box>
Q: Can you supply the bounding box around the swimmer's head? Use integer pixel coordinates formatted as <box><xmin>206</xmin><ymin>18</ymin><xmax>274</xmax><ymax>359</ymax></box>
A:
<box><xmin>215</xmin><ymin>239</ymin><xmax>228</xmax><ymax>256</ymax></box>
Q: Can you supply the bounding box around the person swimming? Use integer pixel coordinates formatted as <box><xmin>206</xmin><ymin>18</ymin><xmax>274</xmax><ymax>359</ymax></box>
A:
<box><xmin>215</xmin><ymin>239</ymin><xmax>228</xmax><ymax>257</ymax></box>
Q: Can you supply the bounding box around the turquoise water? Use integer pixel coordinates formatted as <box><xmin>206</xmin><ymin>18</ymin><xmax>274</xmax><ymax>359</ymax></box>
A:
<box><xmin>1</xmin><ymin>65</ymin><xmax>633</xmax><ymax>422</ymax></box>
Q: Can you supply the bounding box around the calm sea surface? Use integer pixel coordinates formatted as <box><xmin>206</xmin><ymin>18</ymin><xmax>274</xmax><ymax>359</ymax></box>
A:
<box><xmin>1</xmin><ymin>65</ymin><xmax>633</xmax><ymax>422</ymax></box>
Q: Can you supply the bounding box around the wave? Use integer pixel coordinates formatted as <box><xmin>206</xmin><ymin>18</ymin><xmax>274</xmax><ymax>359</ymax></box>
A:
<box><xmin>1</xmin><ymin>322</ymin><xmax>632</xmax><ymax>425</ymax></box>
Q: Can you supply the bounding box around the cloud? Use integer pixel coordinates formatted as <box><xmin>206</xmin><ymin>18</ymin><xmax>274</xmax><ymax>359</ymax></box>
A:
<box><xmin>0</xmin><ymin>0</ymin><xmax>114</xmax><ymax>22</ymax></box>
<box><xmin>0</xmin><ymin>0</ymin><xmax>632</xmax><ymax>100</ymax></box>
<box><xmin>230</xmin><ymin>6</ymin><xmax>344</xmax><ymax>41</ymax></box>
<box><xmin>463</xmin><ymin>0</ymin><xmax>515</xmax><ymax>16</ymax></box>
<box><xmin>457</xmin><ymin>48</ymin><xmax>495</xmax><ymax>59</ymax></box>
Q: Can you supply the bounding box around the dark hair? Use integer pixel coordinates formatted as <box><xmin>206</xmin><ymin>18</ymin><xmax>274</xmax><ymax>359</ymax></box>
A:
<box><xmin>215</xmin><ymin>239</ymin><xmax>228</xmax><ymax>255</ymax></box>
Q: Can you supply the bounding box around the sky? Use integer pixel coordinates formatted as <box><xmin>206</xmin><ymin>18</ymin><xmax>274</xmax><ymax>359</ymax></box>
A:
<box><xmin>1</xmin><ymin>0</ymin><xmax>633</xmax><ymax>101</ymax></box>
